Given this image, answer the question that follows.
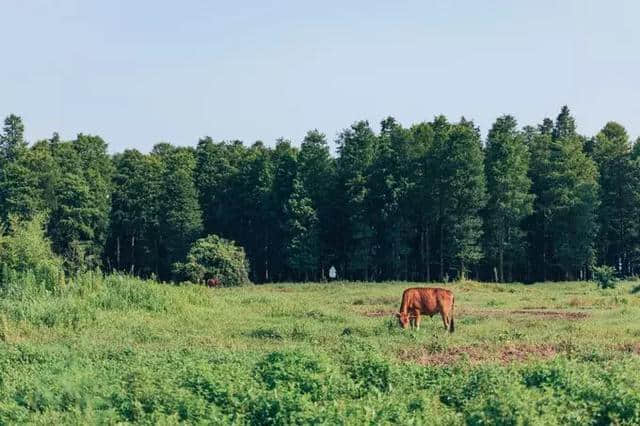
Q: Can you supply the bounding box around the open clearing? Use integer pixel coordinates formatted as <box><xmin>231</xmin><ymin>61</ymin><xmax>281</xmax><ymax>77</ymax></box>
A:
<box><xmin>2</xmin><ymin>277</ymin><xmax>640</xmax><ymax>424</ymax></box>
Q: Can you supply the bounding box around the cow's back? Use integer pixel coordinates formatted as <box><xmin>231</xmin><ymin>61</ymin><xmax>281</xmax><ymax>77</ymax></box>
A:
<box><xmin>402</xmin><ymin>287</ymin><xmax>452</xmax><ymax>314</ymax></box>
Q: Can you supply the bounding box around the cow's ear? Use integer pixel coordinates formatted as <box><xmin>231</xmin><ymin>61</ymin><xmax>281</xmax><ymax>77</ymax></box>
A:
<box><xmin>394</xmin><ymin>312</ymin><xmax>401</xmax><ymax>317</ymax></box>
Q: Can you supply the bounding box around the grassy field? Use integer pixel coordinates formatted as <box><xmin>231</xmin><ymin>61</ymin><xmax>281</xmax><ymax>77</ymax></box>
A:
<box><xmin>2</xmin><ymin>275</ymin><xmax>640</xmax><ymax>424</ymax></box>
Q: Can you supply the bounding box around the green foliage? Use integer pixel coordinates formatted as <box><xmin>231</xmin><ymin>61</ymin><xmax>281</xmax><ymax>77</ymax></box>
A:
<box><xmin>431</xmin><ymin>117</ymin><xmax>487</xmax><ymax>279</ymax></box>
<box><xmin>2</xmin><ymin>279</ymin><xmax>640</xmax><ymax>423</ymax></box>
<box><xmin>284</xmin><ymin>178</ymin><xmax>320</xmax><ymax>280</ymax></box>
<box><xmin>46</xmin><ymin>135</ymin><xmax>114</xmax><ymax>271</ymax></box>
<box><xmin>592</xmin><ymin>265</ymin><xmax>618</xmax><ymax>289</ymax></box>
<box><xmin>0</xmin><ymin>215</ymin><xmax>65</xmax><ymax>294</ymax></box>
<box><xmin>173</xmin><ymin>234</ymin><xmax>251</xmax><ymax>286</ymax></box>
<box><xmin>0</xmin><ymin>108</ymin><xmax>639</xmax><ymax>283</ymax></box>
<box><xmin>336</xmin><ymin>121</ymin><xmax>377</xmax><ymax>279</ymax></box>
<box><xmin>591</xmin><ymin>122</ymin><xmax>640</xmax><ymax>276</ymax></box>
<box><xmin>525</xmin><ymin>107</ymin><xmax>600</xmax><ymax>281</ymax></box>
<box><xmin>484</xmin><ymin>115</ymin><xmax>533</xmax><ymax>282</ymax></box>
<box><xmin>156</xmin><ymin>146</ymin><xmax>203</xmax><ymax>280</ymax></box>
<box><xmin>106</xmin><ymin>150</ymin><xmax>162</xmax><ymax>276</ymax></box>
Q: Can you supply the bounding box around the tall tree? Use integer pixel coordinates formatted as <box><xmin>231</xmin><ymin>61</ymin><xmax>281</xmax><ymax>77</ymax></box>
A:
<box><xmin>285</xmin><ymin>177</ymin><xmax>320</xmax><ymax>280</ymax></box>
<box><xmin>336</xmin><ymin>121</ymin><xmax>377</xmax><ymax>280</ymax></box>
<box><xmin>367</xmin><ymin>117</ymin><xmax>413</xmax><ymax>280</ymax></box>
<box><xmin>269</xmin><ymin>139</ymin><xmax>299</xmax><ymax>281</ymax></box>
<box><xmin>235</xmin><ymin>142</ymin><xmax>273</xmax><ymax>282</ymax></box>
<box><xmin>0</xmin><ymin>114</ymin><xmax>27</xmax><ymax>162</ymax></box>
<box><xmin>547</xmin><ymin>107</ymin><xmax>599</xmax><ymax>279</ymax></box>
<box><xmin>523</xmin><ymin>120</ymin><xmax>554</xmax><ymax>281</ymax></box>
<box><xmin>428</xmin><ymin>116</ymin><xmax>487</xmax><ymax>280</ymax></box>
<box><xmin>0</xmin><ymin>115</ymin><xmax>43</xmax><ymax>222</ymax></box>
<box><xmin>45</xmin><ymin>134</ymin><xmax>113</xmax><ymax>270</ymax></box>
<box><xmin>106</xmin><ymin>150</ymin><xmax>162</xmax><ymax>276</ymax></box>
<box><xmin>484</xmin><ymin>115</ymin><xmax>533</xmax><ymax>282</ymax></box>
<box><xmin>154</xmin><ymin>145</ymin><xmax>203</xmax><ymax>280</ymax></box>
<box><xmin>297</xmin><ymin>130</ymin><xmax>335</xmax><ymax>279</ymax></box>
<box><xmin>591</xmin><ymin>122</ymin><xmax>638</xmax><ymax>275</ymax></box>
<box><xmin>410</xmin><ymin>122</ymin><xmax>435</xmax><ymax>281</ymax></box>
<box><xmin>445</xmin><ymin>119</ymin><xmax>487</xmax><ymax>279</ymax></box>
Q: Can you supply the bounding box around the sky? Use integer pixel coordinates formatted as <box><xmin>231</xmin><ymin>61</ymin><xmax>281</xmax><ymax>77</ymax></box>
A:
<box><xmin>1</xmin><ymin>0</ymin><xmax>639</xmax><ymax>153</ymax></box>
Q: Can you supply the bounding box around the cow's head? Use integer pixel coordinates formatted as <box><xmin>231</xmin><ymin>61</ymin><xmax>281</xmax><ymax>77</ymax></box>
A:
<box><xmin>395</xmin><ymin>312</ymin><xmax>409</xmax><ymax>329</ymax></box>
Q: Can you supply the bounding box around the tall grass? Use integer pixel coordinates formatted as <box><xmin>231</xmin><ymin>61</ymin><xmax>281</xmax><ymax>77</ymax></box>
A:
<box><xmin>1</xmin><ymin>277</ymin><xmax>640</xmax><ymax>424</ymax></box>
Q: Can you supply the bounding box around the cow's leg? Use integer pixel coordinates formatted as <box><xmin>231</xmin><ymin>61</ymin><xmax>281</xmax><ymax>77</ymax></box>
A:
<box><xmin>440</xmin><ymin>309</ymin><xmax>450</xmax><ymax>331</ymax></box>
<box><xmin>414</xmin><ymin>310</ymin><xmax>421</xmax><ymax>330</ymax></box>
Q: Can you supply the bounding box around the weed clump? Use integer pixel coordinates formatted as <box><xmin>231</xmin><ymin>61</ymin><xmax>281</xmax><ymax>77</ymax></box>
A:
<box><xmin>592</xmin><ymin>265</ymin><xmax>618</xmax><ymax>289</ymax></box>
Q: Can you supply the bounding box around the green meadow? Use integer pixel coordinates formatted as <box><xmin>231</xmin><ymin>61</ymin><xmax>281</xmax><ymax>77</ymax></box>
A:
<box><xmin>2</xmin><ymin>275</ymin><xmax>640</xmax><ymax>424</ymax></box>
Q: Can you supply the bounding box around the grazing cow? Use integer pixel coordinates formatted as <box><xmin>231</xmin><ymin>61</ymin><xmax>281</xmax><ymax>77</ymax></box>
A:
<box><xmin>206</xmin><ymin>278</ymin><xmax>221</xmax><ymax>288</ymax></box>
<box><xmin>396</xmin><ymin>287</ymin><xmax>455</xmax><ymax>332</ymax></box>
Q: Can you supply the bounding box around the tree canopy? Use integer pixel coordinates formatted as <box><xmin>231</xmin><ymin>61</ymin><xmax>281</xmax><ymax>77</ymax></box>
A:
<box><xmin>0</xmin><ymin>106</ymin><xmax>638</xmax><ymax>282</ymax></box>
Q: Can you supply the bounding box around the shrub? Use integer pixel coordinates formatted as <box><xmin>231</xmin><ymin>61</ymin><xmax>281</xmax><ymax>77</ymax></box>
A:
<box><xmin>173</xmin><ymin>234</ymin><xmax>251</xmax><ymax>286</ymax></box>
<box><xmin>592</xmin><ymin>265</ymin><xmax>618</xmax><ymax>289</ymax></box>
<box><xmin>253</xmin><ymin>351</ymin><xmax>327</xmax><ymax>397</ymax></box>
<box><xmin>0</xmin><ymin>215</ymin><xmax>65</xmax><ymax>294</ymax></box>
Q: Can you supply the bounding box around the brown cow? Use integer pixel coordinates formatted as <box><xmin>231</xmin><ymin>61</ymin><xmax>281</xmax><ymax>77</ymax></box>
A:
<box><xmin>396</xmin><ymin>287</ymin><xmax>455</xmax><ymax>332</ymax></box>
<box><xmin>206</xmin><ymin>278</ymin><xmax>221</xmax><ymax>288</ymax></box>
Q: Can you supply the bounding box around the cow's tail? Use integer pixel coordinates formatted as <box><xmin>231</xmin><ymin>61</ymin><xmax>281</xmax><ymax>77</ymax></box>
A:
<box><xmin>449</xmin><ymin>296</ymin><xmax>455</xmax><ymax>333</ymax></box>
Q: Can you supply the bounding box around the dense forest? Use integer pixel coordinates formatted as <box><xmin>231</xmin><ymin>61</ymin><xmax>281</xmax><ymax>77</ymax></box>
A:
<box><xmin>0</xmin><ymin>106</ymin><xmax>639</xmax><ymax>283</ymax></box>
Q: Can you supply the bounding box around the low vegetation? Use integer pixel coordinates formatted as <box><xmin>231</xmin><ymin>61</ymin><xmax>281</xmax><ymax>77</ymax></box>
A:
<box><xmin>592</xmin><ymin>264</ymin><xmax>619</xmax><ymax>289</ymax></box>
<box><xmin>173</xmin><ymin>234</ymin><xmax>251</xmax><ymax>286</ymax></box>
<box><xmin>1</xmin><ymin>276</ymin><xmax>640</xmax><ymax>424</ymax></box>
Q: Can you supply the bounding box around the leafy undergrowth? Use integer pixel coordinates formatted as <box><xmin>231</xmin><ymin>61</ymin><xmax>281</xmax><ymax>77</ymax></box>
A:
<box><xmin>1</xmin><ymin>276</ymin><xmax>640</xmax><ymax>424</ymax></box>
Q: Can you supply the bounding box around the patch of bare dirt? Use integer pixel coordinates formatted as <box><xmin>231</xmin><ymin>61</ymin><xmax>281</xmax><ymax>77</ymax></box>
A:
<box><xmin>408</xmin><ymin>343</ymin><xmax>558</xmax><ymax>366</ymax></box>
<box><xmin>459</xmin><ymin>308</ymin><xmax>589</xmax><ymax>320</ymax></box>
<box><xmin>511</xmin><ymin>310</ymin><xmax>589</xmax><ymax>319</ymax></box>
<box><xmin>363</xmin><ymin>310</ymin><xmax>396</xmax><ymax>317</ymax></box>
<box><xmin>361</xmin><ymin>308</ymin><xmax>589</xmax><ymax>320</ymax></box>
<box><xmin>617</xmin><ymin>342</ymin><xmax>640</xmax><ymax>355</ymax></box>
<box><xmin>499</xmin><ymin>344</ymin><xmax>557</xmax><ymax>363</ymax></box>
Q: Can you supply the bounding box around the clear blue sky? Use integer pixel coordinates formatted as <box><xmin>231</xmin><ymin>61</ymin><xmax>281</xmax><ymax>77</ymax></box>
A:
<box><xmin>2</xmin><ymin>0</ymin><xmax>639</xmax><ymax>152</ymax></box>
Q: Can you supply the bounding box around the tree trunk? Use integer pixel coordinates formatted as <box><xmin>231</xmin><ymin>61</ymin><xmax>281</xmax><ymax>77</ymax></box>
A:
<box><xmin>439</xmin><ymin>222</ymin><xmax>444</xmax><ymax>281</ymax></box>
<box><xmin>499</xmin><ymin>246</ymin><xmax>504</xmax><ymax>283</ymax></box>
<box><xmin>116</xmin><ymin>236</ymin><xmax>121</xmax><ymax>270</ymax></box>
<box><xmin>426</xmin><ymin>227</ymin><xmax>431</xmax><ymax>282</ymax></box>
<box><xmin>130</xmin><ymin>235</ymin><xmax>135</xmax><ymax>275</ymax></box>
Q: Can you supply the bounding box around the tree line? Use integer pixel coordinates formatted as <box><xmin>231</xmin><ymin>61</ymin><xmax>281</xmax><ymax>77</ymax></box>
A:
<box><xmin>1</xmin><ymin>106</ymin><xmax>639</xmax><ymax>283</ymax></box>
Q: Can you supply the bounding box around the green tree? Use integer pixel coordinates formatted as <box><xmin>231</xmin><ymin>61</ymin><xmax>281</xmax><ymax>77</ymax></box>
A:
<box><xmin>298</xmin><ymin>130</ymin><xmax>336</xmax><ymax>279</ymax></box>
<box><xmin>523</xmin><ymin>120</ymin><xmax>554</xmax><ymax>281</ymax></box>
<box><xmin>548</xmin><ymin>107</ymin><xmax>599</xmax><ymax>279</ymax></box>
<box><xmin>336</xmin><ymin>121</ymin><xmax>377</xmax><ymax>280</ymax></box>
<box><xmin>173</xmin><ymin>234</ymin><xmax>251</xmax><ymax>286</ymax></box>
<box><xmin>154</xmin><ymin>145</ymin><xmax>203</xmax><ymax>280</ymax></box>
<box><xmin>270</xmin><ymin>139</ymin><xmax>298</xmax><ymax>281</ymax></box>
<box><xmin>0</xmin><ymin>114</ymin><xmax>27</xmax><ymax>162</ymax></box>
<box><xmin>591</xmin><ymin>123</ymin><xmax>637</xmax><ymax>274</ymax></box>
<box><xmin>43</xmin><ymin>134</ymin><xmax>113</xmax><ymax>271</ymax></box>
<box><xmin>235</xmin><ymin>142</ymin><xmax>273</xmax><ymax>282</ymax></box>
<box><xmin>484</xmin><ymin>115</ymin><xmax>533</xmax><ymax>282</ymax></box>
<box><xmin>368</xmin><ymin>117</ymin><xmax>413</xmax><ymax>280</ymax></box>
<box><xmin>106</xmin><ymin>150</ymin><xmax>162</xmax><ymax>276</ymax></box>
<box><xmin>428</xmin><ymin>117</ymin><xmax>486</xmax><ymax>280</ymax></box>
<box><xmin>446</xmin><ymin>119</ymin><xmax>487</xmax><ymax>279</ymax></box>
<box><xmin>284</xmin><ymin>178</ymin><xmax>320</xmax><ymax>280</ymax></box>
<box><xmin>410</xmin><ymin>121</ymin><xmax>436</xmax><ymax>281</ymax></box>
<box><xmin>0</xmin><ymin>115</ymin><xmax>44</xmax><ymax>222</ymax></box>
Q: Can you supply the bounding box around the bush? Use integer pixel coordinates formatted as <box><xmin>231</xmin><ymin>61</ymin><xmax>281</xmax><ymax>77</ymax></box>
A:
<box><xmin>0</xmin><ymin>215</ymin><xmax>65</xmax><ymax>294</ymax></box>
<box><xmin>173</xmin><ymin>234</ymin><xmax>251</xmax><ymax>286</ymax></box>
<box><xmin>592</xmin><ymin>265</ymin><xmax>618</xmax><ymax>289</ymax></box>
